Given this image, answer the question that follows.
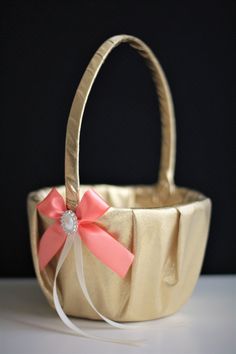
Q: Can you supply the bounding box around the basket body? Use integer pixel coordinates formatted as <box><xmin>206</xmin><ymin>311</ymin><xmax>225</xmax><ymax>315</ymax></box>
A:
<box><xmin>28</xmin><ymin>184</ymin><xmax>211</xmax><ymax>321</ymax></box>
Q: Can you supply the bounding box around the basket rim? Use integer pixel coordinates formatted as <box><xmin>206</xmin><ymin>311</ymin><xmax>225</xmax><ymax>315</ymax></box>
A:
<box><xmin>27</xmin><ymin>183</ymin><xmax>210</xmax><ymax>211</ymax></box>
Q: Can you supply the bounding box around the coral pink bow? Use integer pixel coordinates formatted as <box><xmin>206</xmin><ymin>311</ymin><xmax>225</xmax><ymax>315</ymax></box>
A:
<box><xmin>37</xmin><ymin>188</ymin><xmax>134</xmax><ymax>278</ymax></box>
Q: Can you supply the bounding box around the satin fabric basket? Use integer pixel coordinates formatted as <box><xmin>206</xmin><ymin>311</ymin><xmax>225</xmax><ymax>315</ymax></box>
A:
<box><xmin>27</xmin><ymin>34</ymin><xmax>211</xmax><ymax>322</ymax></box>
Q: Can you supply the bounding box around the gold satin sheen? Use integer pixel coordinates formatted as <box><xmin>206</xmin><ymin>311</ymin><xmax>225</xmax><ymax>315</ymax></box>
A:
<box><xmin>27</xmin><ymin>35</ymin><xmax>212</xmax><ymax>322</ymax></box>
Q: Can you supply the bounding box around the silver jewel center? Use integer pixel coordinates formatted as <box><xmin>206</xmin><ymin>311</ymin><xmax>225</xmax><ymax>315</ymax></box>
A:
<box><xmin>60</xmin><ymin>210</ymin><xmax>78</xmax><ymax>235</ymax></box>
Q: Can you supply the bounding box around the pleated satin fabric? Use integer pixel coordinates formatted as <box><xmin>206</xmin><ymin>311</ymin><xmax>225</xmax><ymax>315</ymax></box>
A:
<box><xmin>28</xmin><ymin>184</ymin><xmax>211</xmax><ymax>321</ymax></box>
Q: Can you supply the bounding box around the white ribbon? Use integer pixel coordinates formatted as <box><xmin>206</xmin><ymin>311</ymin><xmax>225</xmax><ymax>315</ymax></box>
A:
<box><xmin>53</xmin><ymin>233</ymin><xmax>144</xmax><ymax>345</ymax></box>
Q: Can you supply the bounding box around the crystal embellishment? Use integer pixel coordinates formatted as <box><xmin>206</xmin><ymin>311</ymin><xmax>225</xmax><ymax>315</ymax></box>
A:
<box><xmin>60</xmin><ymin>210</ymin><xmax>78</xmax><ymax>236</ymax></box>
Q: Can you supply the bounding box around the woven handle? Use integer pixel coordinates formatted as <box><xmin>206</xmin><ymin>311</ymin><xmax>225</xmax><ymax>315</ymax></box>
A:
<box><xmin>65</xmin><ymin>34</ymin><xmax>176</xmax><ymax>210</ymax></box>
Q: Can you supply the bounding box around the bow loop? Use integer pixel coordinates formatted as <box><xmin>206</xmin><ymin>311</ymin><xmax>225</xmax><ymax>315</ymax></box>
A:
<box><xmin>76</xmin><ymin>189</ymin><xmax>109</xmax><ymax>220</ymax></box>
<box><xmin>37</xmin><ymin>188</ymin><xmax>66</xmax><ymax>219</ymax></box>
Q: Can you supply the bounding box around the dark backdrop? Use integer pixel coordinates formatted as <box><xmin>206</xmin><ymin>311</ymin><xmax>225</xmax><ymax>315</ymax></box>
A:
<box><xmin>1</xmin><ymin>1</ymin><xmax>235</xmax><ymax>277</ymax></box>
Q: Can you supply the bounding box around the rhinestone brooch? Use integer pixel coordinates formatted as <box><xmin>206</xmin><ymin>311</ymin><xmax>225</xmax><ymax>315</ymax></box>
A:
<box><xmin>60</xmin><ymin>210</ymin><xmax>78</xmax><ymax>236</ymax></box>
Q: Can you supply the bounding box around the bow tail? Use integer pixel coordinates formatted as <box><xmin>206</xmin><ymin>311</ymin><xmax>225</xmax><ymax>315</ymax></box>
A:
<box><xmin>38</xmin><ymin>222</ymin><xmax>66</xmax><ymax>271</ymax></box>
<box><xmin>79</xmin><ymin>223</ymin><xmax>134</xmax><ymax>278</ymax></box>
<box><xmin>52</xmin><ymin>234</ymin><xmax>140</xmax><ymax>344</ymax></box>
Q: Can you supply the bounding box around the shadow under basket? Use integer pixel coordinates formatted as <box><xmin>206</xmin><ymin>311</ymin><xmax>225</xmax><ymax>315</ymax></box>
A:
<box><xmin>27</xmin><ymin>35</ymin><xmax>211</xmax><ymax>322</ymax></box>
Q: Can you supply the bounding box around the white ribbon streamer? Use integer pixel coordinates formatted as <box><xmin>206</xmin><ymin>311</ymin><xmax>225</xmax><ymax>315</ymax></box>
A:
<box><xmin>53</xmin><ymin>233</ymin><xmax>144</xmax><ymax>345</ymax></box>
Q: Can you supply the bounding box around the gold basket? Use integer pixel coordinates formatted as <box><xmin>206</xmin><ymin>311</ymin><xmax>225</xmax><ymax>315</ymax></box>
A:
<box><xmin>27</xmin><ymin>35</ymin><xmax>211</xmax><ymax>322</ymax></box>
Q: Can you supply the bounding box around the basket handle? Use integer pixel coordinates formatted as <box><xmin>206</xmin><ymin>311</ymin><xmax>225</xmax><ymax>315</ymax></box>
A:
<box><xmin>65</xmin><ymin>34</ymin><xmax>176</xmax><ymax>210</ymax></box>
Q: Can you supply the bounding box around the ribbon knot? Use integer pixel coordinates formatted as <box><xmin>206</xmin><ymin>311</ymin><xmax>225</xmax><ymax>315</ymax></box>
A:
<box><xmin>37</xmin><ymin>188</ymin><xmax>134</xmax><ymax>278</ymax></box>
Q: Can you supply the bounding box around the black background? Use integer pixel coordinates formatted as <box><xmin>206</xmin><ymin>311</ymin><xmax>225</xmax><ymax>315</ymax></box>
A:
<box><xmin>1</xmin><ymin>1</ymin><xmax>235</xmax><ymax>277</ymax></box>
